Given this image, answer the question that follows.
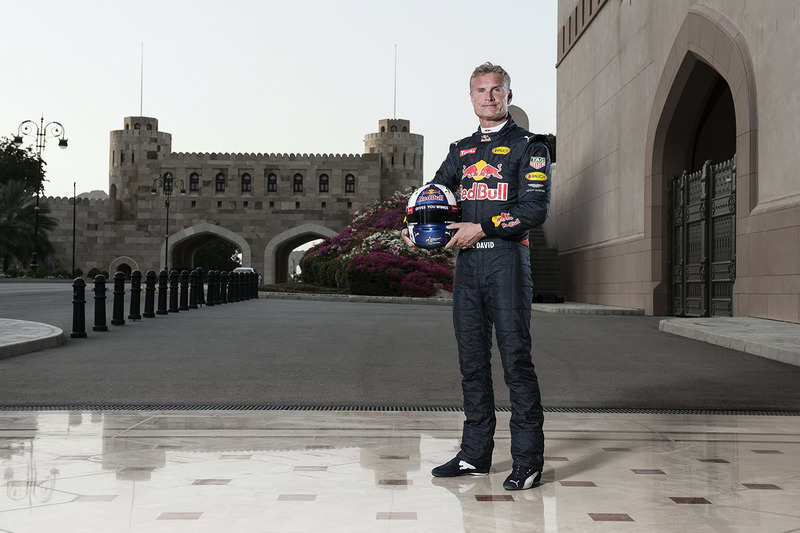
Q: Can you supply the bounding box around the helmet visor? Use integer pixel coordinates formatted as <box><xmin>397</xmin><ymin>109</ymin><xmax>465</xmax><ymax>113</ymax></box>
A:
<box><xmin>406</xmin><ymin>206</ymin><xmax>458</xmax><ymax>225</ymax></box>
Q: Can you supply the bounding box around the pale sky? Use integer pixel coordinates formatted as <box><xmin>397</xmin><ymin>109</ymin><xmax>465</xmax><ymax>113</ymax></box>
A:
<box><xmin>2</xmin><ymin>0</ymin><xmax>557</xmax><ymax>200</ymax></box>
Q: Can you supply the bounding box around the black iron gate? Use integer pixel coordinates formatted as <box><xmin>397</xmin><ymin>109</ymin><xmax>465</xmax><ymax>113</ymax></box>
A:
<box><xmin>668</xmin><ymin>155</ymin><xmax>736</xmax><ymax>317</ymax></box>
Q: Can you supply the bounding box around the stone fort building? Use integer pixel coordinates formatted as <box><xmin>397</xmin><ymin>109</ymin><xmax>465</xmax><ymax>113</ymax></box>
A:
<box><xmin>44</xmin><ymin>117</ymin><xmax>423</xmax><ymax>283</ymax></box>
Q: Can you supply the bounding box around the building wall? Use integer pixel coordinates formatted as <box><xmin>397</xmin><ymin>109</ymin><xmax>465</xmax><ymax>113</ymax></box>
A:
<box><xmin>554</xmin><ymin>0</ymin><xmax>800</xmax><ymax>322</ymax></box>
<box><xmin>44</xmin><ymin>117</ymin><xmax>423</xmax><ymax>282</ymax></box>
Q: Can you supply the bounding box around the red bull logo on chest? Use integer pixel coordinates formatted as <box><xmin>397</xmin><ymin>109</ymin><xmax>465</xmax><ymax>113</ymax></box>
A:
<box><xmin>460</xmin><ymin>182</ymin><xmax>508</xmax><ymax>201</ymax></box>
<box><xmin>462</xmin><ymin>160</ymin><xmax>503</xmax><ymax>181</ymax></box>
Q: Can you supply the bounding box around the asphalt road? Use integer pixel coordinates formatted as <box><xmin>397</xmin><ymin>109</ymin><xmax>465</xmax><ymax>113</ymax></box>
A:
<box><xmin>1</xmin><ymin>281</ymin><xmax>799</xmax><ymax>411</ymax></box>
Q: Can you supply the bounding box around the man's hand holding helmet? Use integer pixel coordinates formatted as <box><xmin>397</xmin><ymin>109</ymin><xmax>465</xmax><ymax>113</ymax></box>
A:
<box><xmin>403</xmin><ymin>184</ymin><xmax>461</xmax><ymax>249</ymax></box>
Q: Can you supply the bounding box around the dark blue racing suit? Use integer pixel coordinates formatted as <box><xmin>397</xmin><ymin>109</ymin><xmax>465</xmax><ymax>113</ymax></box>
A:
<box><xmin>431</xmin><ymin>116</ymin><xmax>552</xmax><ymax>471</ymax></box>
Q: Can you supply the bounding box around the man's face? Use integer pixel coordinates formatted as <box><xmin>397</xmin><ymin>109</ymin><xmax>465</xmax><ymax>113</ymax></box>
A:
<box><xmin>469</xmin><ymin>73</ymin><xmax>512</xmax><ymax>126</ymax></box>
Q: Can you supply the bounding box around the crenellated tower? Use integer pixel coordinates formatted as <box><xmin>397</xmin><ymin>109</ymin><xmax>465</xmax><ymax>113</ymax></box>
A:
<box><xmin>364</xmin><ymin>119</ymin><xmax>424</xmax><ymax>197</ymax></box>
<box><xmin>109</xmin><ymin>117</ymin><xmax>172</xmax><ymax>220</ymax></box>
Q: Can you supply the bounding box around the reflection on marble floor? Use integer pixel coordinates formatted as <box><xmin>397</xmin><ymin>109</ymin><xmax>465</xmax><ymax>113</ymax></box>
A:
<box><xmin>1</xmin><ymin>409</ymin><xmax>799</xmax><ymax>532</ymax></box>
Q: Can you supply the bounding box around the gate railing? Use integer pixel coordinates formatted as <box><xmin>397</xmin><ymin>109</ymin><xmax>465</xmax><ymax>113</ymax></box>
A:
<box><xmin>668</xmin><ymin>155</ymin><xmax>736</xmax><ymax>317</ymax></box>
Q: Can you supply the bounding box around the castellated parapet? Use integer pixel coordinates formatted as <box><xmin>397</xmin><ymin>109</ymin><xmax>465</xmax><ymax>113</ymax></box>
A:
<box><xmin>44</xmin><ymin>117</ymin><xmax>424</xmax><ymax>283</ymax></box>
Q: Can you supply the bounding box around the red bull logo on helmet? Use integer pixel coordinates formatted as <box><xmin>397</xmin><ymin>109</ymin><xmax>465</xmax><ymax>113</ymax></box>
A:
<box><xmin>417</xmin><ymin>187</ymin><xmax>445</xmax><ymax>203</ymax></box>
<box><xmin>462</xmin><ymin>160</ymin><xmax>503</xmax><ymax>181</ymax></box>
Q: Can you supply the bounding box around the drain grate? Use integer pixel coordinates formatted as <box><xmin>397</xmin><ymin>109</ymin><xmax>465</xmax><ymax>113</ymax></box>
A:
<box><xmin>0</xmin><ymin>405</ymin><xmax>798</xmax><ymax>416</ymax></box>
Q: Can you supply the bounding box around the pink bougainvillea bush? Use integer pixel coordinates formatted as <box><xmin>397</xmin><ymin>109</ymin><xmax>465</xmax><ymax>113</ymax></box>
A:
<box><xmin>299</xmin><ymin>190</ymin><xmax>455</xmax><ymax>297</ymax></box>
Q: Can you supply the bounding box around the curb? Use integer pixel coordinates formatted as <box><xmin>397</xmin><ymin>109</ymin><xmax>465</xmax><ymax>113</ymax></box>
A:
<box><xmin>0</xmin><ymin>319</ymin><xmax>66</xmax><ymax>359</ymax></box>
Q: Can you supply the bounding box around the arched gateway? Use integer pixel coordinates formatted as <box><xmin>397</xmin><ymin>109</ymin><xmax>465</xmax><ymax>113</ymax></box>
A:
<box><xmin>646</xmin><ymin>5</ymin><xmax>757</xmax><ymax>316</ymax></box>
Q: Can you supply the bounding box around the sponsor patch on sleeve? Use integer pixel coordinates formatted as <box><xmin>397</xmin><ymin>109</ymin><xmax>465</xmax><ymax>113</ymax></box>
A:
<box><xmin>530</xmin><ymin>156</ymin><xmax>546</xmax><ymax>169</ymax></box>
<box><xmin>525</xmin><ymin>172</ymin><xmax>548</xmax><ymax>181</ymax></box>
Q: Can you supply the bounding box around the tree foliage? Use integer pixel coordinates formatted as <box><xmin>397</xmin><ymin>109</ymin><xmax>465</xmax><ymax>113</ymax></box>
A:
<box><xmin>0</xmin><ymin>137</ymin><xmax>56</xmax><ymax>272</ymax></box>
<box><xmin>0</xmin><ymin>179</ymin><xmax>57</xmax><ymax>271</ymax></box>
<box><xmin>0</xmin><ymin>136</ymin><xmax>45</xmax><ymax>192</ymax></box>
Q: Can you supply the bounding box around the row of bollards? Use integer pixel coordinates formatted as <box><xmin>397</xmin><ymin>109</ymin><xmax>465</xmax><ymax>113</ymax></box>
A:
<box><xmin>70</xmin><ymin>268</ymin><xmax>259</xmax><ymax>338</ymax></box>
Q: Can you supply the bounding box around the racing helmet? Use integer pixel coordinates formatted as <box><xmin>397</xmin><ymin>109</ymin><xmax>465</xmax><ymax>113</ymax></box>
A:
<box><xmin>405</xmin><ymin>184</ymin><xmax>460</xmax><ymax>249</ymax></box>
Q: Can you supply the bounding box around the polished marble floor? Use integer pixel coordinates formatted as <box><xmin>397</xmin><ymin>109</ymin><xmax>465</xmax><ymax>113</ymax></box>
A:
<box><xmin>1</xmin><ymin>409</ymin><xmax>798</xmax><ymax>532</ymax></box>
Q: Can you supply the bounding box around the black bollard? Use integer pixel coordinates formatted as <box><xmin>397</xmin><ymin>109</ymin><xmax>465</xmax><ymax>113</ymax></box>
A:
<box><xmin>71</xmin><ymin>277</ymin><xmax>87</xmax><ymax>338</ymax></box>
<box><xmin>220</xmin><ymin>271</ymin><xmax>228</xmax><ymax>304</ymax></box>
<box><xmin>229</xmin><ymin>272</ymin><xmax>238</xmax><ymax>303</ymax></box>
<box><xmin>111</xmin><ymin>271</ymin><xmax>126</xmax><ymax>326</ymax></box>
<box><xmin>242</xmin><ymin>272</ymin><xmax>250</xmax><ymax>301</ymax></box>
<box><xmin>143</xmin><ymin>270</ymin><xmax>157</xmax><ymax>318</ymax></box>
<box><xmin>157</xmin><ymin>269</ymin><xmax>168</xmax><ymax>315</ymax></box>
<box><xmin>93</xmin><ymin>274</ymin><xmax>108</xmax><ymax>332</ymax></box>
<box><xmin>213</xmin><ymin>270</ymin><xmax>222</xmax><ymax>305</ymax></box>
<box><xmin>206</xmin><ymin>270</ymin><xmax>215</xmax><ymax>307</ymax></box>
<box><xmin>253</xmin><ymin>271</ymin><xmax>259</xmax><ymax>299</ymax></box>
<box><xmin>128</xmin><ymin>270</ymin><xmax>142</xmax><ymax>320</ymax></box>
<box><xmin>179</xmin><ymin>270</ymin><xmax>190</xmax><ymax>311</ymax></box>
<box><xmin>168</xmin><ymin>270</ymin><xmax>180</xmax><ymax>313</ymax></box>
<box><xmin>196</xmin><ymin>267</ymin><xmax>206</xmax><ymax>306</ymax></box>
<box><xmin>189</xmin><ymin>270</ymin><xmax>199</xmax><ymax>309</ymax></box>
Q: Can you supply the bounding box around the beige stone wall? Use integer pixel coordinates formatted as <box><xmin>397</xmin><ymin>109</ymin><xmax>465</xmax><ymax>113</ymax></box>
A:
<box><xmin>554</xmin><ymin>0</ymin><xmax>800</xmax><ymax>321</ymax></box>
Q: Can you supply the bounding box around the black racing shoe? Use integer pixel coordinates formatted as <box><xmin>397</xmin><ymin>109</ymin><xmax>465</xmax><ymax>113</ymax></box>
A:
<box><xmin>503</xmin><ymin>465</ymin><xmax>542</xmax><ymax>490</ymax></box>
<box><xmin>431</xmin><ymin>457</ymin><xmax>489</xmax><ymax>477</ymax></box>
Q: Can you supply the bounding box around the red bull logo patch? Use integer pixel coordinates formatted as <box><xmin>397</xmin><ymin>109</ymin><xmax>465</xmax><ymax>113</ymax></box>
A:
<box><xmin>460</xmin><ymin>182</ymin><xmax>508</xmax><ymax>201</ymax></box>
<box><xmin>491</xmin><ymin>212</ymin><xmax>514</xmax><ymax>227</ymax></box>
<box><xmin>462</xmin><ymin>160</ymin><xmax>503</xmax><ymax>181</ymax></box>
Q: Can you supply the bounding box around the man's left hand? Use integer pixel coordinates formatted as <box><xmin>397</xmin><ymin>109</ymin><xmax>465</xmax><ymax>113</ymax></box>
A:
<box><xmin>445</xmin><ymin>222</ymin><xmax>486</xmax><ymax>250</ymax></box>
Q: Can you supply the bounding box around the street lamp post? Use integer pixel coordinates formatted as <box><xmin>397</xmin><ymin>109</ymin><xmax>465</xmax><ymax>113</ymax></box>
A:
<box><xmin>151</xmin><ymin>172</ymin><xmax>185</xmax><ymax>271</ymax></box>
<box><xmin>13</xmin><ymin>116</ymin><xmax>68</xmax><ymax>271</ymax></box>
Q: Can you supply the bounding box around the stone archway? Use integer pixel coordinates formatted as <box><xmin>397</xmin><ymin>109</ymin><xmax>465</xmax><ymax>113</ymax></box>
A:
<box><xmin>168</xmin><ymin>223</ymin><xmax>252</xmax><ymax>271</ymax></box>
<box><xmin>109</xmin><ymin>256</ymin><xmax>139</xmax><ymax>278</ymax></box>
<box><xmin>264</xmin><ymin>223</ymin><xmax>338</xmax><ymax>284</ymax></box>
<box><xmin>645</xmin><ymin>5</ymin><xmax>757</xmax><ymax>315</ymax></box>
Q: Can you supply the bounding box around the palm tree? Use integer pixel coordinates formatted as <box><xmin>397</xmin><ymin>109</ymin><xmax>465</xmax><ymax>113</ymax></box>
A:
<box><xmin>0</xmin><ymin>179</ymin><xmax>57</xmax><ymax>271</ymax></box>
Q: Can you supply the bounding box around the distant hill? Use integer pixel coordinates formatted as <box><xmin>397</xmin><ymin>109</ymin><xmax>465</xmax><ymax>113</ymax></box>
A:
<box><xmin>77</xmin><ymin>190</ymin><xmax>108</xmax><ymax>200</ymax></box>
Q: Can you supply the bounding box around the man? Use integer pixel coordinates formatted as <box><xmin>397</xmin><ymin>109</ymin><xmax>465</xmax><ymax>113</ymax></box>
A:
<box><xmin>402</xmin><ymin>62</ymin><xmax>551</xmax><ymax>490</ymax></box>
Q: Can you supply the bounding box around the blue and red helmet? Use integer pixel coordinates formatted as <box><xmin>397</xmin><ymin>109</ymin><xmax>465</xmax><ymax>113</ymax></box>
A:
<box><xmin>405</xmin><ymin>184</ymin><xmax>460</xmax><ymax>249</ymax></box>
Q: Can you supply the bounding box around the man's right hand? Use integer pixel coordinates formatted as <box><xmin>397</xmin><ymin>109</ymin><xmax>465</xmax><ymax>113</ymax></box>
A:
<box><xmin>401</xmin><ymin>228</ymin><xmax>416</xmax><ymax>248</ymax></box>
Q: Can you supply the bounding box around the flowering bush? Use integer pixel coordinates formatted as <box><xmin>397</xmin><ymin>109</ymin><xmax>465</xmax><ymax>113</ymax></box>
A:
<box><xmin>300</xmin><ymin>189</ymin><xmax>455</xmax><ymax>297</ymax></box>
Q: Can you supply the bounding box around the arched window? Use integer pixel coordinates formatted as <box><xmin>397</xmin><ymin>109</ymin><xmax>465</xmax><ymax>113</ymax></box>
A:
<box><xmin>267</xmin><ymin>173</ymin><xmax>278</xmax><ymax>193</ymax></box>
<box><xmin>215</xmin><ymin>172</ymin><xmax>226</xmax><ymax>192</ymax></box>
<box><xmin>345</xmin><ymin>174</ymin><xmax>355</xmax><ymax>194</ymax></box>
<box><xmin>390</xmin><ymin>125</ymin><xmax>397</xmax><ymax>132</ymax></box>
<box><xmin>293</xmin><ymin>173</ymin><xmax>303</xmax><ymax>193</ymax></box>
<box><xmin>134</xmin><ymin>123</ymin><xmax>141</xmax><ymax>130</ymax></box>
<box><xmin>189</xmin><ymin>172</ymin><xmax>199</xmax><ymax>192</ymax></box>
<box><xmin>319</xmin><ymin>173</ymin><xmax>329</xmax><ymax>193</ymax></box>
<box><xmin>241</xmin><ymin>173</ymin><xmax>252</xmax><ymax>193</ymax></box>
<box><xmin>146</xmin><ymin>124</ymin><xmax>153</xmax><ymax>131</ymax></box>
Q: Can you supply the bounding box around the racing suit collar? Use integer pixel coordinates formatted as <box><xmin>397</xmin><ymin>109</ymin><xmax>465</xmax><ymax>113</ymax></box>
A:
<box><xmin>475</xmin><ymin>116</ymin><xmax>515</xmax><ymax>136</ymax></box>
<box><xmin>480</xmin><ymin>119</ymin><xmax>509</xmax><ymax>134</ymax></box>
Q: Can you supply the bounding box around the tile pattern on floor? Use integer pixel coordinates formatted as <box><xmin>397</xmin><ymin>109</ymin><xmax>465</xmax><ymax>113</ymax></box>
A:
<box><xmin>0</xmin><ymin>410</ymin><xmax>798</xmax><ymax>532</ymax></box>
